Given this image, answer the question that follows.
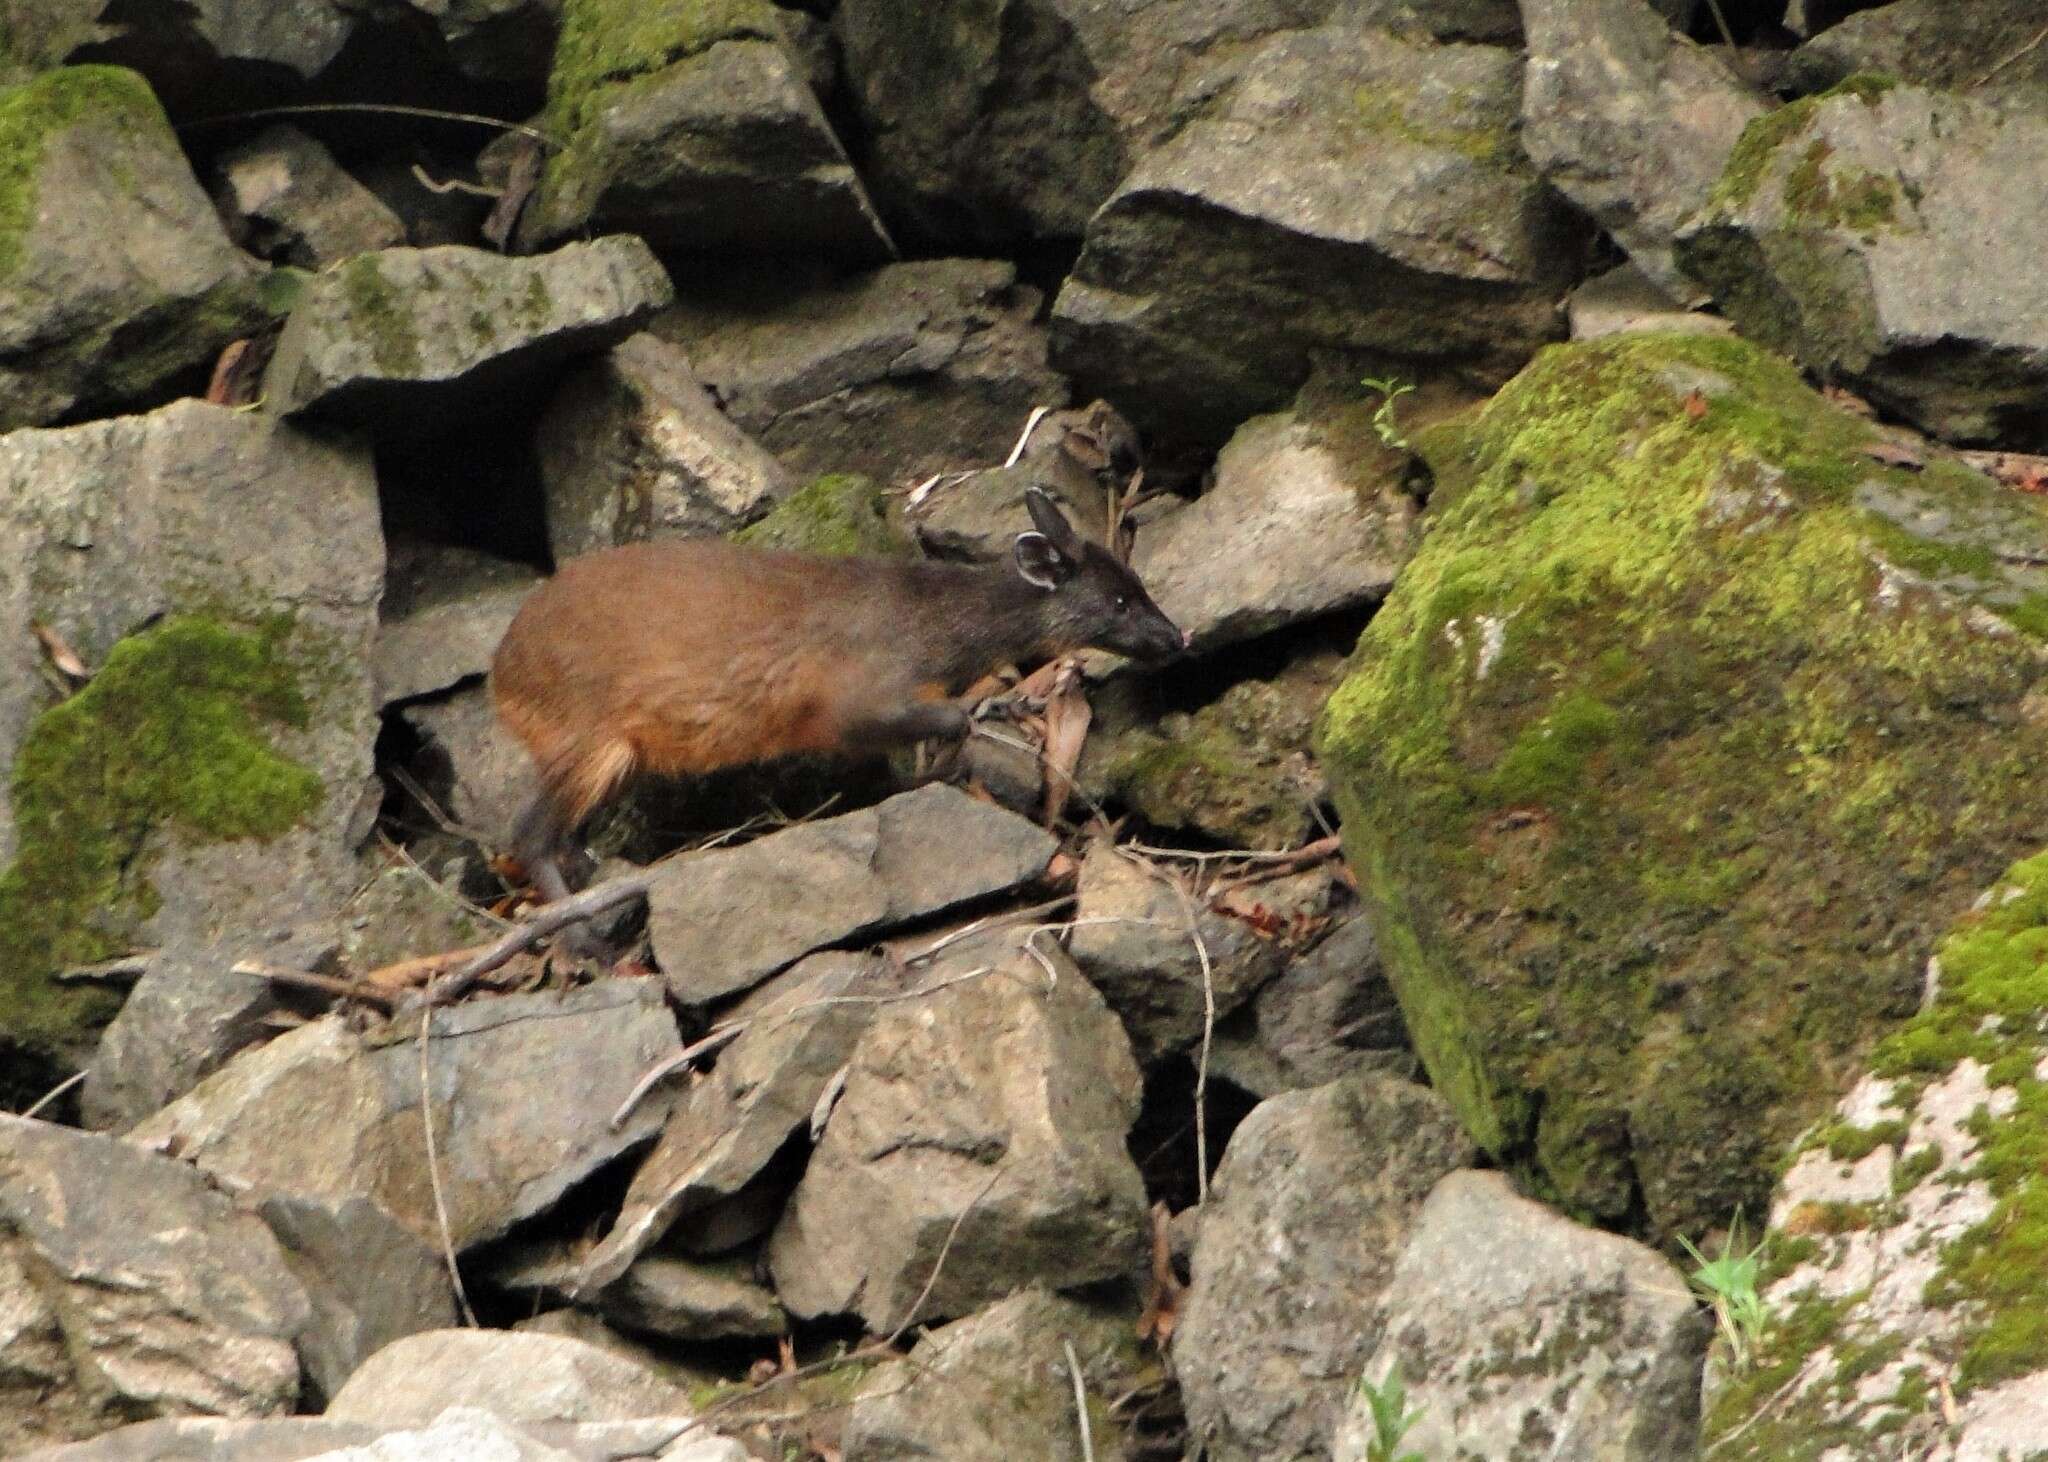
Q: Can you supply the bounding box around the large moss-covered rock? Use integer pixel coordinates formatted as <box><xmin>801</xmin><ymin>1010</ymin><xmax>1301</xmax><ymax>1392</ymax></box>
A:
<box><xmin>1316</xmin><ymin>331</ymin><xmax>2048</xmax><ymax>1239</ymax></box>
<box><xmin>0</xmin><ymin>65</ymin><xmax>265</xmax><ymax>428</ymax></box>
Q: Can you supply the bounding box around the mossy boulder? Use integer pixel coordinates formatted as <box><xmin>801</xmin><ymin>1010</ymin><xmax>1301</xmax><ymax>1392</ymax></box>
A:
<box><xmin>1315</xmin><ymin>330</ymin><xmax>2048</xmax><ymax>1239</ymax></box>
<box><xmin>520</xmin><ymin>0</ymin><xmax>892</xmax><ymax>260</ymax></box>
<box><xmin>1704</xmin><ymin>849</ymin><xmax>2048</xmax><ymax>1457</ymax></box>
<box><xmin>1677</xmin><ymin>80</ymin><xmax>2048</xmax><ymax>448</ymax></box>
<box><xmin>0</xmin><ymin>65</ymin><xmax>266</xmax><ymax>428</ymax></box>
<box><xmin>733</xmin><ymin>472</ymin><xmax>911</xmax><ymax>558</ymax></box>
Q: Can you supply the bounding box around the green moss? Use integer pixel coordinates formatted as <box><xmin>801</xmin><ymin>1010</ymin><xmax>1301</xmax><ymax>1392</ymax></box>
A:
<box><xmin>1314</xmin><ymin>331</ymin><xmax>2048</xmax><ymax>1239</ymax></box>
<box><xmin>542</xmin><ymin>0</ymin><xmax>781</xmax><ymax>159</ymax></box>
<box><xmin>1782</xmin><ymin>140</ymin><xmax>1898</xmax><ymax>234</ymax></box>
<box><xmin>1817</xmin><ymin>1117</ymin><xmax>1907</xmax><ymax>1162</ymax></box>
<box><xmin>0</xmin><ymin>617</ymin><xmax>323</xmax><ymax>1101</ymax></box>
<box><xmin>1351</xmin><ymin>83</ymin><xmax>1511</xmax><ymax>165</ymax></box>
<box><xmin>337</xmin><ymin>254</ymin><xmax>423</xmax><ymax>376</ymax></box>
<box><xmin>735</xmin><ymin>473</ymin><xmax>910</xmax><ymax>558</ymax></box>
<box><xmin>1710</xmin><ymin>73</ymin><xmax>1901</xmax><ymax>212</ymax></box>
<box><xmin>1891</xmin><ymin>1143</ymin><xmax>1941</xmax><ymax>1196</ymax></box>
<box><xmin>0</xmin><ymin>65</ymin><xmax>163</xmax><ymax>281</ymax></box>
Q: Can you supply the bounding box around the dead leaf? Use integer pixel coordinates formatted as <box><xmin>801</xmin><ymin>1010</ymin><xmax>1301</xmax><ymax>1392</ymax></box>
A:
<box><xmin>31</xmin><ymin>621</ymin><xmax>88</xmax><ymax>680</ymax></box>
<box><xmin>1822</xmin><ymin>384</ymin><xmax>1878</xmax><ymax>418</ymax></box>
<box><xmin>1960</xmin><ymin>449</ymin><xmax>2048</xmax><ymax>495</ymax></box>
<box><xmin>1135</xmin><ymin>1200</ymin><xmax>1185</xmax><ymax>1348</ymax></box>
<box><xmin>1037</xmin><ymin>660</ymin><xmax>1092</xmax><ymax>826</ymax></box>
<box><xmin>481</xmin><ymin>133</ymin><xmax>542</xmax><ymax>252</ymax></box>
<box><xmin>203</xmin><ymin>337</ymin><xmax>269</xmax><ymax>407</ymax></box>
<box><xmin>1682</xmin><ymin>389</ymin><xmax>1709</xmax><ymax>421</ymax></box>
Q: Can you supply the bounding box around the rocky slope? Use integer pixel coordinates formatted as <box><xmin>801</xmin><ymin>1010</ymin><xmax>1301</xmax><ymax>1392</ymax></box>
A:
<box><xmin>4</xmin><ymin>0</ymin><xmax>2048</xmax><ymax>1458</ymax></box>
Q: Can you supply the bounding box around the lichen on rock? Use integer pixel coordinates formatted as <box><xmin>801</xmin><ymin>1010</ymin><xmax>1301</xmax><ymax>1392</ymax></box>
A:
<box><xmin>733</xmin><ymin>472</ymin><xmax>910</xmax><ymax>558</ymax></box>
<box><xmin>1315</xmin><ymin>330</ymin><xmax>2048</xmax><ymax>1239</ymax></box>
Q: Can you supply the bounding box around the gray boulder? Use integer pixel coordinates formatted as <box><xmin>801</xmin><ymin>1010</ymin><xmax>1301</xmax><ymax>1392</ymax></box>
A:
<box><xmin>262</xmin><ymin>237</ymin><xmax>674</xmax><ymax>423</ymax></box>
<box><xmin>1338</xmin><ymin>1171</ymin><xmax>1707</xmax><ymax>1462</ymax></box>
<box><xmin>1789</xmin><ymin>0</ymin><xmax>2048</xmax><ymax>98</ymax></box>
<box><xmin>375</xmin><ymin>543</ymin><xmax>539</xmax><ymax>708</ymax></box>
<box><xmin>14</xmin><ymin>1417</ymin><xmax>381</xmax><ymax>1462</ymax></box>
<box><xmin>537</xmin><ymin>333</ymin><xmax>790</xmax><ymax>560</ymax></box>
<box><xmin>1177</xmin><ymin>1075</ymin><xmax>1477</xmax><ymax>1462</ymax></box>
<box><xmin>325</xmin><ymin>1330</ymin><xmax>696</xmax><ymax>1427</ymax></box>
<box><xmin>0</xmin><ymin>65</ymin><xmax>265</xmax><ymax>429</ymax></box>
<box><xmin>1520</xmin><ymin>0</ymin><xmax>1767</xmax><ymax>304</ymax></box>
<box><xmin>906</xmin><ymin>400</ymin><xmax>1139</xmax><ymax>561</ymax></box>
<box><xmin>1568</xmin><ymin>262</ymin><xmax>1734</xmax><ymax>341</ymax></box>
<box><xmin>767</xmin><ymin>929</ymin><xmax>1148</xmax><ymax>1329</ymax></box>
<box><xmin>1065</xmin><ymin>842</ymin><xmax>1285</xmax><ymax>1065</ymax></box>
<box><xmin>492</xmin><ymin>1243</ymin><xmax>786</xmax><ymax>1342</ymax></box>
<box><xmin>211</xmin><ymin>124</ymin><xmax>405</xmax><ymax>268</ymax></box>
<box><xmin>0</xmin><ymin>1117</ymin><xmax>311</xmax><ymax>1454</ymax></box>
<box><xmin>130</xmin><ymin>981</ymin><xmax>680</xmax><ymax>1251</ymax></box>
<box><xmin>397</xmin><ymin>687</ymin><xmax>534</xmax><ymax>853</ymax></box>
<box><xmin>654</xmin><ymin>259</ymin><xmax>1066</xmax><ymax>486</ymax></box>
<box><xmin>644</xmin><ymin>783</ymin><xmax>1058</xmax><ymax>1004</ymax></box>
<box><xmin>578</xmin><ymin>951</ymin><xmax>886</xmax><ymax>1290</ymax></box>
<box><xmin>0</xmin><ymin>401</ymin><xmax>380</xmax><ymax>1098</ymax></box>
<box><xmin>521</xmin><ymin>0</ymin><xmax>891</xmax><ymax>261</ymax></box>
<box><xmin>1052</xmin><ymin>27</ymin><xmax>1580</xmax><ymax>441</ymax></box>
<box><xmin>1678</xmin><ymin>81</ymin><xmax>2048</xmax><ymax>446</ymax></box>
<box><xmin>844</xmin><ymin>1289</ymin><xmax>1149</xmax><ymax>1461</ymax></box>
<box><xmin>14</xmin><ymin>1410</ymin><xmax>746</xmax><ymax>1462</ymax></box>
<box><xmin>1211</xmin><ymin>913</ymin><xmax>1416</xmax><ymax>1098</ymax></box>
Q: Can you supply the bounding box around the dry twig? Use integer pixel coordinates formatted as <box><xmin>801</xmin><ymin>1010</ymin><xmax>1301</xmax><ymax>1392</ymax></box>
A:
<box><xmin>1976</xmin><ymin>19</ymin><xmax>2048</xmax><ymax>86</ymax></box>
<box><xmin>425</xmin><ymin>866</ymin><xmax>659</xmax><ymax>1004</ymax></box>
<box><xmin>53</xmin><ymin>951</ymin><xmax>157</xmax><ymax>984</ymax></box>
<box><xmin>18</xmin><ymin>1070</ymin><xmax>85</xmax><ymax>1120</ymax></box>
<box><xmin>609</xmin><ymin>1022</ymin><xmax>747</xmax><ymax>1130</ymax></box>
<box><xmin>1065</xmin><ymin>1338</ymin><xmax>1097</xmax><ymax>1462</ymax></box>
<box><xmin>417</xmin><ymin>1006</ymin><xmax>478</xmax><ymax>1326</ymax></box>
<box><xmin>233</xmin><ymin>960</ymin><xmax>399</xmax><ymax>1012</ymax></box>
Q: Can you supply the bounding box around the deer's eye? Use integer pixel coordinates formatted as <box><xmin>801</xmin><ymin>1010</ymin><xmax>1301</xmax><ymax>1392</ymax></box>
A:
<box><xmin>1114</xmin><ymin>594</ymin><xmax>1130</xmax><ymax>610</ymax></box>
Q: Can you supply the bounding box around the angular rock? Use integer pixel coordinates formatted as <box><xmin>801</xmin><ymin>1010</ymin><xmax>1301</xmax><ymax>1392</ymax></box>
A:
<box><xmin>0</xmin><ymin>65</ymin><xmax>265</xmax><ymax>429</ymax></box>
<box><xmin>1789</xmin><ymin>0</ymin><xmax>2048</xmax><ymax>98</ymax></box>
<box><xmin>258</xmin><ymin>1193</ymin><xmax>458</xmax><ymax>1405</ymax></box>
<box><xmin>211</xmin><ymin>124</ymin><xmax>405</xmax><ymax>268</ymax></box>
<box><xmin>654</xmin><ymin>259</ymin><xmax>1065</xmax><ymax>485</ymax></box>
<box><xmin>0</xmin><ymin>1117</ymin><xmax>312</xmax><ymax>1453</ymax></box>
<box><xmin>1051</xmin><ymin>28</ymin><xmax>1580</xmax><ymax>442</ymax></box>
<box><xmin>1520</xmin><ymin>0</ymin><xmax>1767</xmax><ymax>303</ymax></box>
<box><xmin>1079</xmin><ymin>648</ymin><xmax>1343</xmax><ymax>849</ymax></box>
<box><xmin>844</xmin><ymin>1290</ymin><xmax>1150</xmax><ymax>1461</ymax></box>
<box><xmin>0</xmin><ymin>401</ymin><xmax>380</xmax><ymax>1099</ymax></box>
<box><xmin>1568</xmin><ymin>261</ymin><xmax>1734</xmax><ymax>342</ymax></box>
<box><xmin>326</xmin><ymin>1331</ymin><xmax>696</xmax><ymax>1428</ymax></box>
<box><xmin>333</xmin><ymin>855</ymin><xmax>499</xmax><ymax>980</ymax></box>
<box><xmin>1212</xmin><ymin>913</ymin><xmax>1415</xmax><ymax>1098</ymax></box>
<box><xmin>376</xmin><ymin>543</ymin><xmax>540</xmax><ymax>708</ymax></box>
<box><xmin>1701</xmin><ymin>851</ymin><xmax>2048</xmax><ymax>1459</ymax></box>
<box><xmin>645</xmin><ymin>784</ymin><xmax>1058</xmax><ymax>1004</ymax></box>
<box><xmin>262</xmin><ymin>237</ymin><xmax>674</xmax><ymax>423</ymax></box>
<box><xmin>767</xmin><ymin>930</ymin><xmax>1148</xmax><ymax>1329</ymax></box>
<box><xmin>14</xmin><ymin>1417</ymin><xmax>382</xmax><ymax>1462</ymax></box>
<box><xmin>1065</xmin><ymin>842</ymin><xmax>1284</xmax><ymax>1064</ymax></box>
<box><xmin>579</xmin><ymin>951</ymin><xmax>888</xmax><ymax>1290</ymax></box>
<box><xmin>15</xmin><ymin>1410</ymin><xmax>746</xmax><ymax>1462</ymax></box>
<box><xmin>1315</xmin><ymin>331</ymin><xmax>2048</xmax><ymax>1237</ymax></box>
<box><xmin>492</xmin><ymin>1243</ymin><xmax>786</xmax><ymax>1342</ymax></box>
<box><xmin>1337</xmin><ymin>1172</ymin><xmax>1707</xmax><ymax>1462</ymax></box>
<box><xmin>537</xmin><ymin>333</ymin><xmax>790</xmax><ymax>560</ymax></box>
<box><xmin>730</xmin><ymin>471</ymin><xmax>913</xmax><ymax>558</ymax></box>
<box><xmin>1678</xmin><ymin>81</ymin><xmax>2048</xmax><ymax>447</ymax></box>
<box><xmin>1177</xmin><ymin>1075</ymin><xmax>1476</xmax><ymax>1462</ymax></box>
<box><xmin>522</xmin><ymin>0</ymin><xmax>892</xmax><ymax>261</ymax></box>
<box><xmin>131</xmin><ymin>981</ymin><xmax>680</xmax><ymax>1251</ymax></box>
<box><xmin>398</xmin><ymin>687</ymin><xmax>535</xmax><ymax>852</ymax></box>
<box><xmin>906</xmin><ymin>400</ymin><xmax>1140</xmax><ymax>561</ymax></box>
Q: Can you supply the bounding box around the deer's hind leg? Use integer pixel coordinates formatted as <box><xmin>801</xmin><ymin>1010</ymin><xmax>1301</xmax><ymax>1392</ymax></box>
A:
<box><xmin>510</xmin><ymin>737</ymin><xmax>640</xmax><ymax>950</ymax></box>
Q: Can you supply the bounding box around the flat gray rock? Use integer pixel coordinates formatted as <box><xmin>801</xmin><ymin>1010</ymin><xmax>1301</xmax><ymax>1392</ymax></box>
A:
<box><xmin>645</xmin><ymin>784</ymin><xmax>1058</xmax><ymax>1004</ymax></box>
<box><xmin>262</xmin><ymin>237</ymin><xmax>674</xmax><ymax>422</ymax></box>
<box><xmin>1338</xmin><ymin>1171</ymin><xmax>1707</xmax><ymax>1462</ymax></box>
<box><xmin>537</xmin><ymin>333</ymin><xmax>790</xmax><ymax>560</ymax></box>
<box><xmin>374</xmin><ymin>543</ymin><xmax>540</xmax><ymax>708</ymax></box>
<box><xmin>212</xmin><ymin>124</ymin><xmax>405</xmax><ymax>268</ymax></box>
<box><xmin>1568</xmin><ymin>262</ymin><xmax>1735</xmax><ymax>342</ymax></box>
<box><xmin>325</xmin><ymin>1330</ymin><xmax>697</xmax><ymax>1428</ymax></box>
<box><xmin>130</xmin><ymin>981</ymin><xmax>680</xmax><ymax>1252</ymax></box>
<box><xmin>767</xmin><ymin>929</ymin><xmax>1148</xmax><ymax>1330</ymax></box>
<box><xmin>0</xmin><ymin>1117</ymin><xmax>312</xmax><ymax>1455</ymax></box>
<box><xmin>1212</xmin><ymin>913</ymin><xmax>1415</xmax><ymax>1099</ymax></box>
<box><xmin>492</xmin><ymin>1243</ymin><xmax>787</xmax><ymax>1342</ymax></box>
<box><xmin>0</xmin><ymin>65</ymin><xmax>265</xmax><ymax>429</ymax></box>
<box><xmin>1789</xmin><ymin>0</ymin><xmax>2048</xmax><ymax>98</ymax></box>
<box><xmin>15</xmin><ymin>1417</ymin><xmax>381</xmax><ymax>1462</ymax></box>
<box><xmin>1177</xmin><ymin>1075</ymin><xmax>1476</xmax><ymax>1462</ymax></box>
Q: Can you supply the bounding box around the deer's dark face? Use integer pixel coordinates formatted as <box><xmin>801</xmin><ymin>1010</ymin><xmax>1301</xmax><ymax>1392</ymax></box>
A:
<box><xmin>1012</xmin><ymin>490</ymin><xmax>1187</xmax><ymax>662</ymax></box>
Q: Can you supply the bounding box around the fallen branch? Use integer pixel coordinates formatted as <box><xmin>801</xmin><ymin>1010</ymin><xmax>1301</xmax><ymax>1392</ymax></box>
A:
<box><xmin>1065</xmin><ymin>1338</ymin><xmax>1097</xmax><ymax>1462</ymax></box>
<box><xmin>424</xmin><ymin>866</ymin><xmax>659</xmax><ymax>1005</ymax></box>
<box><xmin>53</xmin><ymin>951</ymin><xmax>157</xmax><ymax>984</ymax></box>
<box><xmin>417</xmin><ymin>1006</ymin><xmax>478</xmax><ymax>1326</ymax></box>
<box><xmin>232</xmin><ymin>960</ymin><xmax>398</xmax><ymax>1012</ymax></box>
<box><xmin>18</xmin><ymin>1070</ymin><xmax>85</xmax><ymax>1120</ymax></box>
<box><xmin>1976</xmin><ymin>19</ymin><xmax>2048</xmax><ymax>87</ymax></box>
<box><xmin>359</xmin><ymin>943</ymin><xmax>498</xmax><ymax>992</ymax></box>
<box><xmin>609</xmin><ymin>1022</ymin><xmax>747</xmax><ymax>1131</ymax></box>
<box><xmin>1203</xmin><ymin>834</ymin><xmax>1343</xmax><ymax>900</ymax></box>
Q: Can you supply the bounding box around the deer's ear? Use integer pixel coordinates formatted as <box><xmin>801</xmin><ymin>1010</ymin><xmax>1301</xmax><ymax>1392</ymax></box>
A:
<box><xmin>1024</xmin><ymin>488</ymin><xmax>1084</xmax><ymax>554</ymax></box>
<box><xmin>1012</xmin><ymin>531</ymin><xmax>1071</xmax><ymax>591</ymax></box>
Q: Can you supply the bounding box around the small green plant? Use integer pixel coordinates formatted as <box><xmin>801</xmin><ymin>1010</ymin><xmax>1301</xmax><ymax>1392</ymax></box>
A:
<box><xmin>1360</xmin><ymin>374</ymin><xmax>1416</xmax><ymax>451</ymax></box>
<box><xmin>1678</xmin><ymin>1216</ymin><xmax>1771</xmax><ymax>1372</ymax></box>
<box><xmin>1356</xmin><ymin>1359</ymin><xmax>1426</xmax><ymax>1462</ymax></box>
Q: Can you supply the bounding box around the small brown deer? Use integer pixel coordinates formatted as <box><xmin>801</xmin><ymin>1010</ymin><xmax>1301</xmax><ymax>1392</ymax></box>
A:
<box><xmin>491</xmin><ymin>489</ymin><xmax>1185</xmax><ymax>911</ymax></box>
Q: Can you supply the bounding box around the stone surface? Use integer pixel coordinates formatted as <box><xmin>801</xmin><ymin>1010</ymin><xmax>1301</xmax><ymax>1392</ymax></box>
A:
<box><xmin>1520</xmin><ymin>0</ymin><xmax>1766</xmax><ymax>303</ymax></box>
<box><xmin>905</xmin><ymin>400</ymin><xmax>1138</xmax><ymax>561</ymax></box>
<box><xmin>15</xmin><ymin>1417</ymin><xmax>382</xmax><ymax>1462</ymax></box>
<box><xmin>326</xmin><ymin>1331</ymin><xmax>697</xmax><ymax>1428</ymax></box>
<box><xmin>768</xmin><ymin>929</ymin><xmax>1148</xmax><ymax>1329</ymax></box>
<box><xmin>1316</xmin><ymin>331</ymin><xmax>2048</xmax><ymax>1238</ymax></box>
<box><xmin>1789</xmin><ymin>0</ymin><xmax>2048</xmax><ymax>98</ymax></box>
<box><xmin>1065</xmin><ymin>842</ymin><xmax>1284</xmax><ymax>1065</ymax></box>
<box><xmin>1051</xmin><ymin>28</ymin><xmax>1580</xmax><ymax>442</ymax></box>
<box><xmin>397</xmin><ymin>686</ymin><xmax>534</xmax><ymax>852</ymax></box>
<box><xmin>0</xmin><ymin>401</ymin><xmax>381</xmax><ymax>1100</ymax></box>
<box><xmin>375</xmin><ymin>543</ymin><xmax>539</xmax><ymax>708</ymax></box>
<box><xmin>644</xmin><ymin>784</ymin><xmax>1058</xmax><ymax>1004</ymax></box>
<box><xmin>0</xmin><ymin>1117</ymin><xmax>312</xmax><ymax>1454</ymax></box>
<box><xmin>1337</xmin><ymin>1172</ymin><xmax>1707</xmax><ymax>1462</ymax></box>
<box><xmin>211</xmin><ymin>124</ymin><xmax>405</xmax><ymax>268</ymax></box>
<box><xmin>1568</xmin><ymin>262</ymin><xmax>1734</xmax><ymax>342</ymax></box>
<box><xmin>653</xmin><ymin>259</ymin><xmax>1065</xmax><ymax>486</ymax></box>
<box><xmin>1701</xmin><ymin>851</ymin><xmax>2048</xmax><ymax>1459</ymax></box>
<box><xmin>131</xmin><ymin>981</ymin><xmax>679</xmax><ymax>1251</ymax></box>
<box><xmin>0</xmin><ymin>65</ymin><xmax>265</xmax><ymax>429</ymax></box>
<box><xmin>15</xmin><ymin>1410</ymin><xmax>746</xmax><ymax>1462</ymax></box>
<box><xmin>1679</xmin><ymin>81</ymin><xmax>2048</xmax><ymax>447</ymax></box>
<box><xmin>1177</xmin><ymin>1075</ymin><xmax>1476</xmax><ymax>1462</ymax></box>
<box><xmin>262</xmin><ymin>237</ymin><xmax>674</xmax><ymax>423</ymax></box>
<box><xmin>537</xmin><ymin>333</ymin><xmax>790</xmax><ymax>560</ymax></box>
<box><xmin>1132</xmin><ymin>409</ymin><xmax>1418</xmax><ymax>653</ymax></box>
<box><xmin>579</xmin><ymin>950</ymin><xmax>887</xmax><ymax>1290</ymax></box>
<box><xmin>492</xmin><ymin>1242</ymin><xmax>786</xmax><ymax>1342</ymax></box>
<box><xmin>844</xmin><ymin>1290</ymin><xmax>1149</xmax><ymax>1461</ymax></box>
<box><xmin>1212</xmin><ymin>913</ymin><xmax>1415</xmax><ymax>1098</ymax></box>
<box><xmin>523</xmin><ymin>1</ymin><xmax>891</xmax><ymax>261</ymax></box>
